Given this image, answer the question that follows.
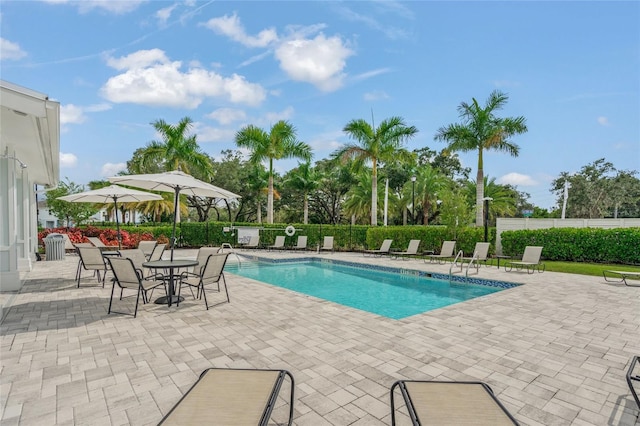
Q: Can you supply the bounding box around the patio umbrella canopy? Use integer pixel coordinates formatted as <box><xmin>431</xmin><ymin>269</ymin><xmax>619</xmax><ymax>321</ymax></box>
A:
<box><xmin>57</xmin><ymin>184</ymin><xmax>163</xmax><ymax>249</ymax></box>
<box><xmin>108</xmin><ymin>171</ymin><xmax>241</xmax><ymax>259</ymax></box>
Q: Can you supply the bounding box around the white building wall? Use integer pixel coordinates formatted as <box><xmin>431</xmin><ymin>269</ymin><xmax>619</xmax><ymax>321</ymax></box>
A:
<box><xmin>495</xmin><ymin>218</ymin><xmax>640</xmax><ymax>254</ymax></box>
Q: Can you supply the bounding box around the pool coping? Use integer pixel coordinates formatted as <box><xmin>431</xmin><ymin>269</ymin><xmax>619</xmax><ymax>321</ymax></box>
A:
<box><xmin>235</xmin><ymin>254</ymin><xmax>522</xmax><ymax>290</ymax></box>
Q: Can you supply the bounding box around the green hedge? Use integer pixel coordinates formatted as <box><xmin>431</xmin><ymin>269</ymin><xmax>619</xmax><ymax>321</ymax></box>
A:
<box><xmin>500</xmin><ymin>227</ymin><xmax>640</xmax><ymax>264</ymax></box>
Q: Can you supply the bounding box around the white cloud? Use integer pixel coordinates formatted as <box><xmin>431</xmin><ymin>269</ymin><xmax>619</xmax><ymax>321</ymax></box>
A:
<box><xmin>101</xmin><ymin>162</ymin><xmax>127</xmax><ymax>177</ymax></box>
<box><xmin>275</xmin><ymin>34</ymin><xmax>353</xmax><ymax>92</ymax></box>
<box><xmin>0</xmin><ymin>38</ymin><xmax>27</xmax><ymax>60</ymax></box>
<box><xmin>207</xmin><ymin>108</ymin><xmax>247</xmax><ymax>125</ymax></box>
<box><xmin>363</xmin><ymin>90</ymin><xmax>390</xmax><ymax>101</ymax></box>
<box><xmin>42</xmin><ymin>0</ymin><xmax>145</xmax><ymax>14</ymax></box>
<box><xmin>101</xmin><ymin>49</ymin><xmax>267</xmax><ymax>108</ymax></box>
<box><xmin>497</xmin><ymin>172</ymin><xmax>538</xmax><ymax>186</ymax></box>
<box><xmin>59</xmin><ymin>152</ymin><xmax>78</xmax><ymax>168</ymax></box>
<box><xmin>264</xmin><ymin>106</ymin><xmax>295</xmax><ymax>123</ymax></box>
<box><xmin>155</xmin><ymin>4</ymin><xmax>177</xmax><ymax>25</ymax></box>
<box><xmin>202</xmin><ymin>13</ymin><xmax>278</xmax><ymax>48</ymax></box>
<box><xmin>192</xmin><ymin>122</ymin><xmax>236</xmax><ymax>143</ymax></box>
<box><xmin>60</xmin><ymin>104</ymin><xmax>87</xmax><ymax>125</ymax></box>
<box><xmin>597</xmin><ymin>116</ymin><xmax>610</xmax><ymax>126</ymax></box>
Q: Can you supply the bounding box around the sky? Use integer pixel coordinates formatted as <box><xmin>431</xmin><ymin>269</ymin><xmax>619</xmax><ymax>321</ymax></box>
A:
<box><xmin>1</xmin><ymin>0</ymin><xmax>638</xmax><ymax>210</ymax></box>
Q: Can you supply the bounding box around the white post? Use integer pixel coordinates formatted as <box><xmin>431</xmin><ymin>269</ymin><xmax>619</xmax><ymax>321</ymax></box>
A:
<box><xmin>561</xmin><ymin>180</ymin><xmax>569</xmax><ymax>219</ymax></box>
<box><xmin>383</xmin><ymin>179</ymin><xmax>388</xmax><ymax>226</ymax></box>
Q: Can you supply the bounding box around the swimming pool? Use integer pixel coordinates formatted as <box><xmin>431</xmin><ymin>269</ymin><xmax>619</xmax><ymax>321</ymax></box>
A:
<box><xmin>225</xmin><ymin>259</ymin><xmax>515</xmax><ymax>319</ymax></box>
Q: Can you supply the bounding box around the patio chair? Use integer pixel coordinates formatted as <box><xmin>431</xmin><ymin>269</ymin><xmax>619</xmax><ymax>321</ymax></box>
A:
<box><xmin>320</xmin><ymin>236</ymin><xmax>334</xmax><ymax>253</ymax></box>
<box><xmin>457</xmin><ymin>242</ymin><xmax>491</xmax><ymax>270</ymax></box>
<box><xmin>425</xmin><ymin>241</ymin><xmax>456</xmax><ymax>264</ymax></box>
<box><xmin>118</xmin><ymin>248</ymin><xmax>164</xmax><ymax>283</ymax></box>
<box><xmin>602</xmin><ymin>270</ymin><xmax>640</xmax><ymax>287</ymax></box>
<box><xmin>178</xmin><ymin>253</ymin><xmax>230</xmax><ymax>310</ymax></box>
<box><xmin>137</xmin><ymin>240</ymin><xmax>157</xmax><ymax>259</ymax></box>
<box><xmin>627</xmin><ymin>355</ymin><xmax>640</xmax><ymax>411</ymax></box>
<box><xmin>390</xmin><ymin>239</ymin><xmax>421</xmax><ymax>260</ymax></box>
<box><xmin>268</xmin><ymin>235</ymin><xmax>286</xmax><ymax>251</ymax></box>
<box><xmin>363</xmin><ymin>239</ymin><xmax>393</xmax><ymax>257</ymax></box>
<box><xmin>390</xmin><ymin>380</ymin><xmax>519</xmax><ymax>425</ymax></box>
<box><xmin>75</xmin><ymin>246</ymin><xmax>108</xmax><ymax>288</ymax></box>
<box><xmin>182</xmin><ymin>246</ymin><xmax>221</xmax><ymax>278</ymax></box>
<box><xmin>158</xmin><ymin>367</ymin><xmax>295</xmax><ymax>426</ymax></box>
<box><xmin>291</xmin><ymin>235</ymin><xmax>308</xmax><ymax>252</ymax></box>
<box><xmin>240</xmin><ymin>235</ymin><xmax>261</xmax><ymax>249</ymax></box>
<box><xmin>107</xmin><ymin>256</ymin><xmax>167</xmax><ymax>317</ymax></box>
<box><xmin>505</xmin><ymin>246</ymin><xmax>545</xmax><ymax>273</ymax></box>
<box><xmin>148</xmin><ymin>243</ymin><xmax>165</xmax><ymax>262</ymax></box>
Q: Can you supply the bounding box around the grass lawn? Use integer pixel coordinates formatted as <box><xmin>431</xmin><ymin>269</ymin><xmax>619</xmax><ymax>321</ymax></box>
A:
<box><xmin>543</xmin><ymin>261</ymin><xmax>640</xmax><ymax>281</ymax></box>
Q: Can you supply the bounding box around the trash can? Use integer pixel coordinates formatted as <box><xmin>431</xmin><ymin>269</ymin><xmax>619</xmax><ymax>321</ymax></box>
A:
<box><xmin>44</xmin><ymin>233</ymin><xmax>66</xmax><ymax>261</ymax></box>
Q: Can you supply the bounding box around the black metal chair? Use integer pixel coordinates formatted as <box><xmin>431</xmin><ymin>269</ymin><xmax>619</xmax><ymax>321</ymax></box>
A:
<box><xmin>75</xmin><ymin>246</ymin><xmax>108</xmax><ymax>287</ymax></box>
<box><xmin>627</xmin><ymin>356</ymin><xmax>640</xmax><ymax>411</ymax></box>
<box><xmin>107</xmin><ymin>257</ymin><xmax>166</xmax><ymax>317</ymax></box>
<box><xmin>178</xmin><ymin>253</ymin><xmax>229</xmax><ymax>310</ymax></box>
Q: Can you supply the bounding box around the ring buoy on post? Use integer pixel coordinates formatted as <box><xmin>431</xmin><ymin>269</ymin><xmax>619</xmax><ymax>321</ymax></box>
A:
<box><xmin>285</xmin><ymin>225</ymin><xmax>296</xmax><ymax>236</ymax></box>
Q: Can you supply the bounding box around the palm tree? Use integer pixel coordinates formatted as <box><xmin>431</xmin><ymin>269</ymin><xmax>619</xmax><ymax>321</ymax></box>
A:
<box><xmin>235</xmin><ymin>120</ymin><xmax>312</xmax><ymax>224</ymax></box>
<box><xmin>435</xmin><ymin>90</ymin><xmax>527</xmax><ymax>226</ymax></box>
<box><xmin>335</xmin><ymin>116</ymin><xmax>418</xmax><ymax>225</ymax></box>
<box><xmin>343</xmin><ymin>171</ymin><xmax>391</xmax><ymax>224</ymax></box>
<box><xmin>463</xmin><ymin>177</ymin><xmax>518</xmax><ymax>223</ymax></box>
<box><xmin>412</xmin><ymin>164</ymin><xmax>448</xmax><ymax>225</ymax></box>
<box><xmin>285</xmin><ymin>162</ymin><xmax>318</xmax><ymax>224</ymax></box>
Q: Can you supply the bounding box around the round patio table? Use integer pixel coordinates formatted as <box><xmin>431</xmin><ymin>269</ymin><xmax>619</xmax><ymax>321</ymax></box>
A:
<box><xmin>143</xmin><ymin>259</ymin><xmax>198</xmax><ymax>306</ymax></box>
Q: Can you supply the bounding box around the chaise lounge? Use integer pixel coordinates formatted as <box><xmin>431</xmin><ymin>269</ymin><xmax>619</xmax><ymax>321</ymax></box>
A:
<box><xmin>159</xmin><ymin>367</ymin><xmax>295</xmax><ymax>425</ymax></box>
<box><xmin>363</xmin><ymin>239</ymin><xmax>393</xmax><ymax>257</ymax></box>
<box><xmin>602</xmin><ymin>270</ymin><xmax>640</xmax><ymax>287</ymax></box>
<box><xmin>505</xmin><ymin>246</ymin><xmax>545</xmax><ymax>274</ymax></box>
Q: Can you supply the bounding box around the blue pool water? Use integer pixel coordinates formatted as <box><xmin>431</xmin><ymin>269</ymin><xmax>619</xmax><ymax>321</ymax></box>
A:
<box><xmin>225</xmin><ymin>260</ymin><xmax>505</xmax><ymax>319</ymax></box>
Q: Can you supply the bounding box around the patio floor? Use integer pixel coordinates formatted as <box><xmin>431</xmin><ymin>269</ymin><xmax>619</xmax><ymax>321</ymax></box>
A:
<box><xmin>1</xmin><ymin>249</ymin><xmax>639</xmax><ymax>425</ymax></box>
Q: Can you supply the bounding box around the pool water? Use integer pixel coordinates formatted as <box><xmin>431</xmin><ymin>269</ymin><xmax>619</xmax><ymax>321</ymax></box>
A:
<box><xmin>225</xmin><ymin>261</ymin><xmax>504</xmax><ymax>319</ymax></box>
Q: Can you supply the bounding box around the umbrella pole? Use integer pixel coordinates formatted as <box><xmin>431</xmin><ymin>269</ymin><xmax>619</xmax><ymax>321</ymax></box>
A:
<box><xmin>170</xmin><ymin>187</ymin><xmax>180</xmax><ymax>261</ymax></box>
<box><xmin>114</xmin><ymin>197</ymin><xmax>122</xmax><ymax>250</ymax></box>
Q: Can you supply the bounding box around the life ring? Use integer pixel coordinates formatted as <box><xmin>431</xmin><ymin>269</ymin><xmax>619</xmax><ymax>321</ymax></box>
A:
<box><xmin>285</xmin><ymin>225</ymin><xmax>296</xmax><ymax>237</ymax></box>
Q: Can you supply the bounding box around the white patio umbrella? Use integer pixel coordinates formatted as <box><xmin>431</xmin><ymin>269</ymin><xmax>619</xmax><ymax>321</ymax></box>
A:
<box><xmin>57</xmin><ymin>185</ymin><xmax>163</xmax><ymax>249</ymax></box>
<box><xmin>108</xmin><ymin>170</ymin><xmax>241</xmax><ymax>259</ymax></box>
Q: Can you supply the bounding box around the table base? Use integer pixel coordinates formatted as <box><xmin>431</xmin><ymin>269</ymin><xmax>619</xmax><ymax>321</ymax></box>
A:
<box><xmin>154</xmin><ymin>295</ymin><xmax>184</xmax><ymax>305</ymax></box>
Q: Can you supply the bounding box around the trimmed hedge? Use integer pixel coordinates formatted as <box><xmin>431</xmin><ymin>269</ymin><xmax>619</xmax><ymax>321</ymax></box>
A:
<box><xmin>500</xmin><ymin>227</ymin><xmax>640</xmax><ymax>264</ymax></box>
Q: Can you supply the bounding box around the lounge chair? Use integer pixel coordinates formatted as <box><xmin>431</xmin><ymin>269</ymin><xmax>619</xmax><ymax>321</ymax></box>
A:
<box><xmin>320</xmin><ymin>236</ymin><xmax>334</xmax><ymax>253</ymax></box>
<box><xmin>137</xmin><ymin>240</ymin><xmax>157</xmax><ymax>259</ymax></box>
<box><xmin>505</xmin><ymin>246</ymin><xmax>544</xmax><ymax>273</ymax></box>
<box><xmin>159</xmin><ymin>367</ymin><xmax>295</xmax><ymax>426</ymax></box>
<box><xmin>627</xmin><ymin>355</ymin><xmax>640</xmax><ymax>411</ymax></box>
<box><xmin>425</xmin><ymin>241</ymin><xmax>456</xmax><ymax>264</ymax></box>
<box><xmin>291</xmin><ymin>235</ymin><xmax>308</xmax><ymax>252</ymax></box>
<box><xmin>107</xmin><ymin>256</ymin><xmax>167</xmax><ymax>317</ymax></box>
<box><xmin>268</xmin><ymin>235</ymin><xmax>286</xmax><ymax>251</ymax></box>
<box><xmin>240</xmin><ymin>235</ymin><xmax>261</xmax><ymax>249</ymax></box>
<box><xmin>390</xmin><ymin>239</ymin><xmax>421</xmax><ymax>260</ymax></box>
<box><xmin>75</xmin><ymin>246</ymin><xmax>108</xmax><ymax>287</ymax></box>
<box><xmin>62</xmin><ymin>233</ymin><xmax>76</xmax><ymax>254</ymax></box>
<box><xmin>390</xmin><ymin>380</ymin><xmax>519</xmax><ymax>425</ymax></box>
<box><xmin>458</xmin><ymin>242</ymin><xmax>490</xmax><ymax>268</ymax></box>
<box><xmin>363</xmin><ymin>239</ymin><xmax>393</xmax><ymax>257</ymax></box>
<box><xmin>602</xmin><ymin>270</ymin><xmax>640</xmax><ymax>287</ymax></box>
<box><xmin>178</xmin><ymin>253</ymin><xmax>230</xmax><ymax>310</ymax></box>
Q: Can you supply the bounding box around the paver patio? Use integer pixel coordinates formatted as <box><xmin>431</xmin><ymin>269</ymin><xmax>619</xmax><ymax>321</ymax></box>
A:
<box><xmin>1</xmin><ymin>249</ymin><xmax>639</xmax><ymax>425</ymax></box>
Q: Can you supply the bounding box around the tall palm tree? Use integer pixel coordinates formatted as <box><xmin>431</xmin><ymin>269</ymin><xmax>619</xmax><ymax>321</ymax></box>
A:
<box><xmin>285</xmin><ymin>162</ymin><xmax>318</xmax><ymax>224</ymax></box>
<box><xmin>435</xmin><ymin>90</ymin><xmax>527</xmax><ymax>226</ymax></box>
<box><xmin>235</xmin><ymin>120</ymin><xmax>312</xmax><ymax>224</ymax></box>
<box><xmin>412</xmin><ymin>164</ymin><xmax>447</xmax><ymax>225</ymax></box>
<box><xmin>335</xmin><ymin>116</ymin><xmax>418</xmax><ymax>225</ymax></box>
<box><xmin>136</xmin><ymin>117</ymin><xmax>214</xmax><ymax>223</ymax></box>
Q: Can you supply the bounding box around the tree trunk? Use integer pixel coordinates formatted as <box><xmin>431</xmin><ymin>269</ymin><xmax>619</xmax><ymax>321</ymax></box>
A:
<box><xmin>257</xmin><ymin>200</ymin><xmax>262</xmax><ymax>223</ymax></box>
<box><xmin>371</xmin><ymin>159</ymin><xmax>378</xmax><ymax>226</ymax></box>
<box><xmin>267</xmin><ymin>171</ymin><xmax>274</xmax><ymax>224</ymax></box>
<box><xmin>476</xmin><ymin>148</ymin><xmax>484</xmax><ymax>227</ymax></box>
<box><xmin>303</xmin><ymin>195</ymin><xmax>308</xmax><ymax>224</ymax></box>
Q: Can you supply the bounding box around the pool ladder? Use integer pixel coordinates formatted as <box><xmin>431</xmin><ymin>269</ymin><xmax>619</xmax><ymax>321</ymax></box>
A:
<box><xmin>448</xmin><ymin>250</ymin><xmax>481</xmax><ymax>282</ymax></box>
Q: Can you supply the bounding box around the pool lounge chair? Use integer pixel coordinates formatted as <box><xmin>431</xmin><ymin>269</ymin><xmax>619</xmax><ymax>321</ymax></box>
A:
<box><xmin>240</xmin><ymin>235</ymin><xmax>261</xmax><ymax>249</ymax></box>
<box><xmin>457</xmin><ymin>242</ymin><xmax>491</xmax><ymax>271</ymax></box>
<box><xmin>390</xmin><ymin>380</ymin><xmax>519</xmax><ymax>426</ymax></box>
<box><xmin>268</xmin><ymin>235</ymin><xmax>286</xmax><ymax>251</ymax></box>
<box><xmin>159</xmin><ymin>367</ymin><xmax>295</xmax><ymax>426</ymax></box>
<box><xmin>627</xmin><ymin>355</ymin><xmax>640</xmax><ymax>411</ymax></box>
<box><xmin>291</xmin><ymin>235</ymin><xmax>308</xmax><ymax>252</ymax></box>
<box><xmin>505</xmin><ymin>246</ymin><xmax>545</xmax><ymax>273</ymax></box>
<box><xmin>390</xmin><ymin>239</ymin><xmax>421</xmax><ymax>260</ymax></box>
<box><xmin>603</xmin><ymin>270</ymin><xmax>640</xmax><ymax>287</ymax></box>
<box><xmin>425</xmin><ymin>241</ymin><xmax>456</xmax><ymax>264</ymax></box>
<box><xmin>320</xmin><ymin>236</ymin><xmax>334</xmax><ymax>253</ymax></box>
<box><xmin>363</xmin><ymin>239</ymin><xmax>393</xmax><ymax>257</ymax></box>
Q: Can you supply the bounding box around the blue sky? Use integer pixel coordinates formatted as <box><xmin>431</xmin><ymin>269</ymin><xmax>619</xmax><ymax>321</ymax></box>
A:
<box><xmin>1</xmin><ymin>0</ymin><xmax>638</xmax><ymax>209</ymax></box>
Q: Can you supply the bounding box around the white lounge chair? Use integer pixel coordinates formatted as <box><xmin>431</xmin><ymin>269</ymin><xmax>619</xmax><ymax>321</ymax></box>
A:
<box><xmin>291</xmin><ymin>235</ymin><xmax>308</xmax><ymax>252</ymax></box>
<box><xmin>425</xmin><ymin>241</ymin><xmax>456</xmax><ymax>264</ymax></box>
<box><xmin>390</xmin><ymin>239</ymin><xmax>421</xmax><ymax>260</ymax></box>
<box><xmin>268</xmin><ymin>236</ymin><xmax>286</xmax><ymax>251</ymax></box>
<box><xmin>320</xmin><ymin>236</ymin><xmax>334</xmax><ymax>253</ymax></box>
<box><xmin>363</xmin><ymin>239</ymin><xmax>393</xmax><ymax>257</ymax></box>
<box><xmin>603</xmin><ymin>270</ymin><xmax>640</xmax><ymax>287</ymax></box>
<box><xmin>240</xmin><ymin>235</ymin><xmax>260</xmax><ymax>249</ymax></box>
<box><xmin>505</xmin><ymin>246</ymin><xmax>544</xmax><ymax>273</ymax></box>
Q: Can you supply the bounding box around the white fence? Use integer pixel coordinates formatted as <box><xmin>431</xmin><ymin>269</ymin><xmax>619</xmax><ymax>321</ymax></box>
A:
<box><xmin>495</xmin><ymin>218</ymin><xmax>640</xmax><ymax>255</ymax></box>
